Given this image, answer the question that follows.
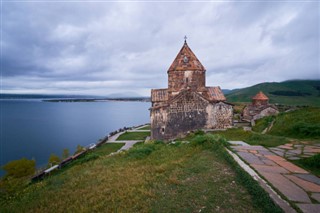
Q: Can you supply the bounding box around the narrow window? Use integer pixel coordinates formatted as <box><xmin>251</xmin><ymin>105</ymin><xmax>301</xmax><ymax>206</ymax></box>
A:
<box><xmin>186</xmin><ymin>77</ymin><xmax>189</xmax><ymax>83</ymax></box>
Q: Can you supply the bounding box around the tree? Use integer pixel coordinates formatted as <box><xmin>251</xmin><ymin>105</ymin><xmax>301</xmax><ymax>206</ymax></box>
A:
<box><xmin>2</xmin><ymin>158</ymin><xmax>35</xmax><ymax>178</ymax></box>
<box><xmin>62</xmin><ymin>148</ymin><xmax>70</xmax><ymax>159</ymax></box>
<box><xmin>48</xmin><ymin>154</ymin><xmax>60</xmax><ymax>167</ymax></box>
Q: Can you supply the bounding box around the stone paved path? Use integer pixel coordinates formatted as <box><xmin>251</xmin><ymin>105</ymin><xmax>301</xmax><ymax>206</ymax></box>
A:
<box><xmin>270</xmin><ymin>143</ymin><xmax>320</xmax><ymax>160</ymax></box>
<box><xmin>230</xmin><ymin>142</ymin><xmax>320</xmax><ymax>213</ymax></box>
<box><xmin>107</xmin><ymin>125</ymin><xmax>150</xmax><ymax>152</ymax></box>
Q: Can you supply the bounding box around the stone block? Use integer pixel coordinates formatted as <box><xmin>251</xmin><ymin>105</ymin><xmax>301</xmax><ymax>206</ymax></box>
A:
<box><xmin>260</xmin><ymin>172</ymin><xmax>311</xmax><ymax>203</ymax></box>
<box><xmin>297</xmin><ymin>204</ymin><xmax>320</xmax><ymax>213</ymax></box>
<box><xmin>285</xmin><ymin>175</ymin><xmax>320</xmax><ymax>192</ymax></box>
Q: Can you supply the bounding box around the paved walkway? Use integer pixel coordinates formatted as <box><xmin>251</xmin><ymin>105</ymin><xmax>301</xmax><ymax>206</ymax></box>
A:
<box><xmin>270</xmin><ymin>143</ymin><xmax>320</xmax><ymax>160</ymax></box>
<box><xmin>230</xmin><ymin>141</ymin><xmax>320</xmax><ymax>213</ymax></box>
<box><xmin>107</xmin><ymin>125</ymin><xmax>150</xmax><ymax>152</ymax></box>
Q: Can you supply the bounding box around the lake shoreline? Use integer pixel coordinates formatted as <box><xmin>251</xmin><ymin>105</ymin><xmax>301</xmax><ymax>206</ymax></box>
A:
<box><xmin>42</xmin><ymin>98</ymin><xmax>150</xmax><ymax>102</ymax></box>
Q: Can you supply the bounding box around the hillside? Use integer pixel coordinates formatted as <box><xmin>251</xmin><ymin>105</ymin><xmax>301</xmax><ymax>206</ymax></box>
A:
<box><xmin>226</xmin><ymin>80</ymin><xmax>320</xmax><ymax>106</ymax></box>
<box><xmin>0</xmin><ymin>136</ymin><xmax>281</xmax><ymax>212</ymax></box>
<box><xmin>253</xmin><ymin>107</ymin><xmax>320</xmax><ymax>140</ymax></box>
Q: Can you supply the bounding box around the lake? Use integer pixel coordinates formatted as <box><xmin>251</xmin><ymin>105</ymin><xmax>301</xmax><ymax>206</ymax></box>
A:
<box><xmin>0</xmin><ymin>99</ymin><xmax>150</xmax><ymax>176</ymax></box>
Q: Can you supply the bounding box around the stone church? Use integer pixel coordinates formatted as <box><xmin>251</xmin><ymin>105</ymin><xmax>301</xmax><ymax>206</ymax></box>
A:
<box><xmin>150</xmin><ymin>40</ymin><xmax>233</xmax><ymax>140</ymax></box>
<box><xmin>242</xmin><ymin>91</ymin><xmax>279</xmax><ymax>122</ymax></box>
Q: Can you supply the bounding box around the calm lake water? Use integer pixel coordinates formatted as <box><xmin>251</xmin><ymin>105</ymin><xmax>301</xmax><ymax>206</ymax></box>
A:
<box><xmin>0</xmin><ymin>100</ymin><xmax>150</xmax><ymax>176</ymax></box>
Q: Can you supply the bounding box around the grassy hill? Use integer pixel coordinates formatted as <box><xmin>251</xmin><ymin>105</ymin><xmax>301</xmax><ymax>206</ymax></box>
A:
<box><xmin>226</xmin><ymin>80</ymin><xmax>320</xmax><ymax>106</ymax></box>
<box><xmin>0</xmin><ymin>136</ymin><xmax>281</xmax><ymax>212</ymax></box>
<box><xmin>253</xmin><ymin>107</ymin><xmax>320</xmax><ymax>140</ymax></box>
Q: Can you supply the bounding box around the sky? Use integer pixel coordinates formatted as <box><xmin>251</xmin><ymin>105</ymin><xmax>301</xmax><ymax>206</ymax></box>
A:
<box><xmin>1</xmin><ymin>0</ymin><xmax>319</xmax><ymax>96</ymax></box>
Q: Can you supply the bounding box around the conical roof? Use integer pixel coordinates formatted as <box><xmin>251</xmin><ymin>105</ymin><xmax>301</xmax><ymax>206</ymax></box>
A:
<box><xmin>252</xmin><ymin>91</ymin><xmax>269</xmax><ymax>100</ymax></box>
<box><xmin>168</xmin><ymin>41</ymin><xmax>206</xmax><ymax>72</ymax></box>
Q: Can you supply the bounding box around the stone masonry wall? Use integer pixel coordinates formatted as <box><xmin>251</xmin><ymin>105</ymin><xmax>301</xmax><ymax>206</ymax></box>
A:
<box><xmin>151</xmin><ymin>91</ymin><xmax>233</xmax><ymax>140</ymax></box>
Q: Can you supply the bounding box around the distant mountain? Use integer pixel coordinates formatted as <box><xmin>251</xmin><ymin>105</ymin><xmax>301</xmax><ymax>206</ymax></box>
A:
<box><xmin>225</xmin><ymin>80</ymin><xmax>320</xmax><ymax>107</ymax></box>
<box><xmin>222</xmin><ymin>89</ymin><xmax>236</xmax><ymax>95</ymax></box>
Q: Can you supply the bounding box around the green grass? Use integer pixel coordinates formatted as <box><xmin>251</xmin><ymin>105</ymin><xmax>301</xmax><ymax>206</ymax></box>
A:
<box><xmin>92</xmin><ymin>143</ymin><xmax>124</xmax><ymax>156</ymax></box>
<box><xmin>137</xmin><ymin>125</ymin><xmax>151</xmax><ymax>130</ymax></box>
<box><xmin>209</xmin><ymin>128</ymin><xmax>289</xmax><ymax>147</ymax></box>
<box><xmin>292</xmin><ymin>154</ymin><xmax>320</xmax><ymax>177</ymax></box>
<box><xmin>0</xmin><ymin>134</ymin><xmax>283</xmax><ymax>212</ymax></box>
<box><xmin>253</xmin><ymin>116</ymin><xmax>275</xmax><ymax>133</ymax></box>
<box><xmin>267</xmin><ymin>107</ymin><xmax>320</xmax><ymax>139</ymax></box>
<box><xmin>116</xmin><ymin>131</ymin><xmax>150</xmax><ymax>140</ymax></box>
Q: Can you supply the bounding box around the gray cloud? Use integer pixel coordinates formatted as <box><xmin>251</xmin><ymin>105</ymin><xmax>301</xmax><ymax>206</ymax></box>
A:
<box><xmin>1</xmin><ymin>1</ymin><xmax>319</xmax><ymax>96</ymax></box>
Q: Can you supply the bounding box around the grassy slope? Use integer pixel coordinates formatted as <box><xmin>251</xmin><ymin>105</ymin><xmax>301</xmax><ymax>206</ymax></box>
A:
<box><xmin>0</xmin><ymin>139</ymin><xmax>282</xmax><ymax>213</ymax></box>
<box><xmin>226</xmin><ymin>80</ymin><xmax>320</xmax><ymax>106</ymax></box>
<box><xmin>253</xmin><ymin>107</ymin><xmax>320</xmax><ymax>140</ymax></box>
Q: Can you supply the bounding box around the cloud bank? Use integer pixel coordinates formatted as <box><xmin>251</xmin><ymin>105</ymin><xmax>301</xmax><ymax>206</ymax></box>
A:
<box><xmin>2</xmin><ymin>1</ymin><xmax>319</xmax><ymax>96</ymax></box>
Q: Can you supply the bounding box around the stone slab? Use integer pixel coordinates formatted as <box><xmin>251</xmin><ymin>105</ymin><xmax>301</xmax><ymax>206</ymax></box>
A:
<box><xmin>293</xmin><ymin>174</ymin><xmax>320</xmax><ymax>185</ymax></box>
<box><xmin>285</xmin><ymin>175</ymin><xmax>320</xmax><ymax>193</ymax></box>
<box><xmin>260</xmin><ymin>172</ymin><xmax>311</xmax><ymax>203</ymax></box>
<box><xmin>237</xmin><ymin>152</ymin><xmax>265</xmax><ymax>165</ymax></box>
<box><xmin>258</xmin><ymin>150</ymin><xmax>276</xmax><ymax>156</ymax></box>
<box><xmin>262</xmin><ymin>159</ymin><xmax>278</xmax><ymax>166</ymax></box>
<box><xmin>288</xmin><ymin>149</ymin><xmax>302</xmax><ymax>154</ymax></box>
<box><xmin>266</xmin><ymin>155</ymin><xmax>308</xmax><ymax>173</ymax></box>
<box><xmin>270</xmin><ymin>147</ymin><xmax>286</xmax><ymax>152</ymax></box>
<box><xmin>287</xmin><ymin>157</ymin><xmax>301</xmax><ymax>160</ymax></box>
<box><xmin>311</xmin><ymin>193</ymin><xmax>320</xmax><ymax>202</ymax></box>
<box><xmin>297</xmin><ymin>204</ymin><xmax>320</xmax><ymax>213</ymax></box>
<box><xmin>272</xmin><ymin>150</ymin><xmax>286</xmax><ymax>157</ymax></box>
<box><xmin>251</xmin><ymin>164</ymin><xmax>289</xmax><ymax>174</ymax></box>
<box><xmin>278</xmin><ymin>145</ymin><xmax>293</xmax><ymax>150</ymax></box>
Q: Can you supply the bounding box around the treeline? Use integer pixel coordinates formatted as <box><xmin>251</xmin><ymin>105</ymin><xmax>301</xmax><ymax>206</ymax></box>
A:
<box><xmin>269</xmin><ymin>90</ymin><xmax>311</xmax><ymax>96</ymax></box>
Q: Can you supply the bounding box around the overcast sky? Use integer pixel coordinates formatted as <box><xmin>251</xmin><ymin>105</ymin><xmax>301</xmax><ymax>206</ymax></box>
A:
<box><xmin>1</xmin><ymin>1</ymin><xmax>319</xmax><ymax>96</ymax></box>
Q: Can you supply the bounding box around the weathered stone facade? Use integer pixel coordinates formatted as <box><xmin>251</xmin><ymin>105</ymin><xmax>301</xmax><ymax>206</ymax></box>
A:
<box><xmin>242</xmin><ymin>91</ymin><xmax>279</xmax><ymax>122</ymax></box>
<box><xmin>150</xmin><ymin>41</ymin><xmax>233</xmax><ymax>140</ymax></box>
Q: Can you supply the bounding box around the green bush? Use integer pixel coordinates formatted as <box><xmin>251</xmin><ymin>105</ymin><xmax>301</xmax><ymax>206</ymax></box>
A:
<box><xmin>48</xmin><ymin>154</ymin><xmax>61</xmax><ymax>167</ymax></box>
<box><xmin>2</xmin><ymin>158</ymin><xmax>35</xmax><ymax>179</ymax></box>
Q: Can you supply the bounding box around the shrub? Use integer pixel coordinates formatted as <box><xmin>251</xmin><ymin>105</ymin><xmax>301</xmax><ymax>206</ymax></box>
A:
<box><xmin>48</xmin><ymin>154</ymin><xmax>61</xmax><ymax>167</ymax></box>
<box><xmin>2</xmin><ymin>158</ymin><xmax>35</xmax><ymax>179</ymax></box>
